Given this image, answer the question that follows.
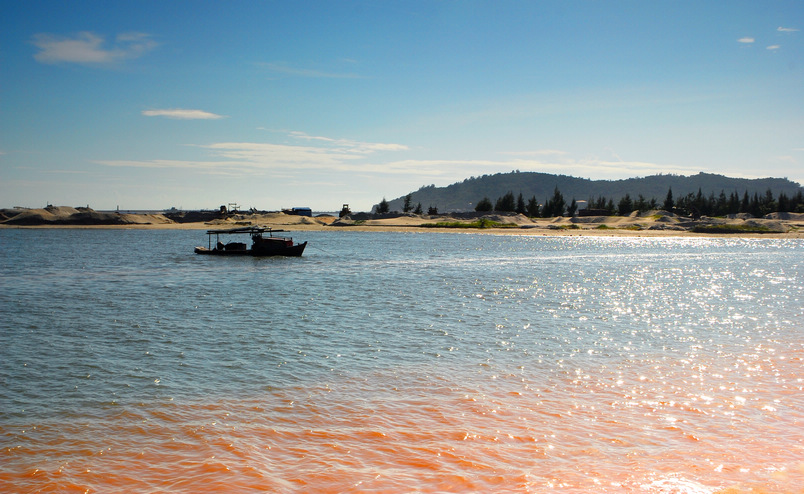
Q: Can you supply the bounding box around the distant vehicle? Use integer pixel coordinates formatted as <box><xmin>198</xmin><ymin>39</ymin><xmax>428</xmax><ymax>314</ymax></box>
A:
<box><xmin>281</xmin><ymin>207</ymin><xmax>312</xmax><ymax>216</ymax></box>
<box><xmin>194</xmin><ymin>226</ymin><xmax>307</xmax><ymax>257</ymax></box>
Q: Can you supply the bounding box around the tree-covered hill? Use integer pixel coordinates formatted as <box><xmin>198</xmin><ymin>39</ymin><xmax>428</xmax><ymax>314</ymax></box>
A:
<box><xmin>381</xmin><ymin>171</ymin><xmax>803</xmax><ymax>213</ymax></box>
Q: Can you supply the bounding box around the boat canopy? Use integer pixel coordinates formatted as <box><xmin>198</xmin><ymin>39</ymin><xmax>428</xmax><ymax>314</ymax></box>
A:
<box><xmin>204</xmin><ymin>226</ymin><xmax>285</xmax><ymax>235</ymax></box>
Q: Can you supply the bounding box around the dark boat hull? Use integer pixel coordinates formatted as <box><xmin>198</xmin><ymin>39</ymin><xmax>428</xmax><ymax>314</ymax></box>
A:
<box><xmin>195</xmin><ymin>241</ymin><xmax>306</xmax><ymax>257</ymax></box>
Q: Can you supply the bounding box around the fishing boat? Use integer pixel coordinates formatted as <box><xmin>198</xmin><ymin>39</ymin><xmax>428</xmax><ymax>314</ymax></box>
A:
<box><xmin>194</xmin><ymin>226</ymin><xmax>307</xmax><ymax>257</ymax></box>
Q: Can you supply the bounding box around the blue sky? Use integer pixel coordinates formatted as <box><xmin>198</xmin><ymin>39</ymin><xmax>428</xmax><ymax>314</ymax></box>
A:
<box><xmin>1</xmin><ymin>1</ymin><xmax>802</xmax><ymax>211</ymax></box>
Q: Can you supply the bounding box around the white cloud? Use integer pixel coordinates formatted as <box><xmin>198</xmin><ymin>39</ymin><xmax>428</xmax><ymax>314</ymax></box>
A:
<box><xmin>287</xmin><ymin>131</ymin><xmax>408</xmax><ymax>153</ymax></box>
<box><xmin>95</xmin><ymin>132</ymin><xmax>410</xmax><ymax>176</ymax></box>
<box><xmin>142</xmin><ymin>109</ymin><xmax>225</xmax><ymax>120</ymax></box>
<box><xmin>203</xmin><ymin>142</ymin><xmax>360</xmax><ymax>167</ymax></box>
<box><xmin>500</xmin><ymin>149</ymin><xmax>569</xmax><ymax>157</ymax></box>
<box><xmin>775</xmin><ymin>155</ymin><xmax>798</xmax><ymax>164</ymax></box>
<box><xmin>258</xmin><ymin>62</ymin><xmax>360</xmax><ymax>79</ymax></box>
<box><xmin>737</xmin><ymin>37</ymin><xmax>755</xmax><ymax>44</ymax></box>
<box><xmin>32</xmin><ymin>31</ymin><xmax>157</xmax><ymax>65</ymax></box>
<box><xmin>47</xmin><ymin>169</ymin><xmax>89</xmax><ymax>175</ymax></box>
<box><xmin>93</xmin><ymin>129</ymin><xmax>715</xmax><ymax>186</ymax></box>
<box><xmin>411</xmin><ymin>157</ymin><xmax>702</xmax><ymax>181</ymax></box>
<box><xmin>95</xmin><ymin>139</ymin><xmax>702</xmax><ymax>183</ymax></box>
<box><xmin>777</xmin><ymin>27</ymin><xmax>799</xmax><ymax>32</ymax></box>
<box><xmin>766</xmin><ymin>45</ymin><xmax>781</xmax><ymax>51</ymax></box>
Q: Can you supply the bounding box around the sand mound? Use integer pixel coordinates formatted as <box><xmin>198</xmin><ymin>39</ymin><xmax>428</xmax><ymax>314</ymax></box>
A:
<box><xmin>3</xmin><ymin>206</ymin><xmax>801</xmax><ymax>237</ymax></box>
<box><xmin>2</xmin><ymin>206</ymin><xmax>79</xmax><ymax>225</ymax></box>
<box><xmin>201</xmin><ymin>212</ymin><xmax>336</xmax><ymax>229</ymax></box>
<box><xmin>765</xmin><ymin>212</ymin><xmax>804</xmax><ymax>221</ymax></box>
<box><xmin>639</xmin><ymin>210</ymin><xmax>675</xmax><ymax>217</ymax></box>
<box><xmin>482</xmin><ymin>214</ymin><xmax>532</xmax><ymax>225</ymax></box>
<box><xmin>743</xmin><ymin>219</ymin><xmax>788</xmax><ymax>233</ymax></box>
<box><xmin>570</xmin><ymin>215</ymin><xmax>608</xmax><ymax>224</ymax></box>
<box><xmin>570</xmin><ymin>215</ymin><xmax>631</xmax><ymax>224</ymax></box>
<box><xmin>0</xmin><ymin>207</ymin><xmax>174</xmax><ymax>226</ymax></box>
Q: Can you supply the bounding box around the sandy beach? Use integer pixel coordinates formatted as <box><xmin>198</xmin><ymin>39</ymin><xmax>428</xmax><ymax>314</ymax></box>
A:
<box><xmin>1</xmin><ymin>206</ymin><xmax>803</xmax><ymax>238</ymax></box>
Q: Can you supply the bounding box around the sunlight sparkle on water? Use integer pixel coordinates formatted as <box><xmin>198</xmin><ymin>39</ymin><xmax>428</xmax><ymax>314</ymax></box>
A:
<box><xmin>1</xmin><ymin>231</ymin><xmax>802</xmax><ymax>492</ymax></box>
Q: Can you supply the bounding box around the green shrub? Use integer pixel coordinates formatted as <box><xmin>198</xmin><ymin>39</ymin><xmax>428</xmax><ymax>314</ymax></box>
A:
<box><xmin>691</xmin><ymin>224</ymin><xmax>773</xmax><ymax>234</ymax></box>
<box><xmin>421</xmin><ymin>219</ymin><xmax>518</xmax><ymax>229</ymax></box>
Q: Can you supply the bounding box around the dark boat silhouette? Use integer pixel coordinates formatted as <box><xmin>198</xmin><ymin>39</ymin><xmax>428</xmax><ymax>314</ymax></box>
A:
<box><xmin>194</xmin><ymin>226</ymin><xmax>307</xmax><ymax>257</ymax></box>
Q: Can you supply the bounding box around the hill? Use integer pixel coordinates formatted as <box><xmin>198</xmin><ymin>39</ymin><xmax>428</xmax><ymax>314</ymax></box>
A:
<box><xmin>383</xmin><ymin>172</ymin><xmax>803</xmax><ymax>212</ymax></box>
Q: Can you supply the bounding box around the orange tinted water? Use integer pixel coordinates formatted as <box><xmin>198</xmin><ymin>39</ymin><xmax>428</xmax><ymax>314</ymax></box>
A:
<box><xmin>4</xmin><ymin>353</ymin><xmax>803</xmax><ymax>493</ymax></box>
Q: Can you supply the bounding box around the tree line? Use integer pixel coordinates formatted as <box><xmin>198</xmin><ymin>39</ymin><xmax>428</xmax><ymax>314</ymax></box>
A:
<box><xmin>376</xmin><ymin>195</ymin><xmax>438</xmax><ymax>215</ymax></box>
<box><xmin>472</xmin><ymin>187</ymin><xmax>804</xmax><ymax>218</ymax></box>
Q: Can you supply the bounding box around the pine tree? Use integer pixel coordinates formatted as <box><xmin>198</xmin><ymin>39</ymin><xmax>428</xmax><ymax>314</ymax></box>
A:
<box><xmin>728</xmin><ymin>191</ymin><xmax>740</xmax><ymax>214</ymax></box>
<box><xmin>740</xmin><ymin>191</ymin><xmax>750</xmax><ymax>213</ymax></box>
<box><xmin>617</xmin><ymin>194</ymin><xmax>633</xmax><ymax>216</ymax></box>
<box><xmin>494</xmin><ymin>191</ymin><xmax>516</xmax><ymax>212</ymax></box>
<box><xmin>475</xmin><ymin>197</ymin><xmax>493</xmax><ymax>212</ymax></box>
<box><xmin>635</xmin><ymin>194</ymin><xmax>648</xmax><ymax>212</ymax></box>
<box><xmin>526</xmin><ymin>196</ymin><xmax>540</xmax><ymax>217</ymax></box>
<box><xmin>663</xmin><ymin>188</ymin><xmax>675</xmax><ymax>212</ymax></box>
<box><xmin>516</xmin><ymin>193</ymin><xmax>526</xmax><ymax>214</ymax></box>
<box><xmin>376</xmin><ymin>198</ymin><xmax>389</xmax><ymax>214</ymax></box>
<box><xmin>567</xmin><ymin>198</ymin><xmax>578</xmax><ymax>216</ymax></box>
<box><xmin>403</xmin><ymin>194</ymin><xmax>412</xmax><ymax>213</ymax></box>
<box><xmin>542</xmin><ymin>187</ymin><xmax>566</xmax><ymax>217</ymax></box>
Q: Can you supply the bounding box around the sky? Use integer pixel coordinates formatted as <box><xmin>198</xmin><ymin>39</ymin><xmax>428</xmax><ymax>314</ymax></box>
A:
<box><xmin>1</xmin><ymin>1</ymin><xmax>802</xmax><ymax>212</ymax></box>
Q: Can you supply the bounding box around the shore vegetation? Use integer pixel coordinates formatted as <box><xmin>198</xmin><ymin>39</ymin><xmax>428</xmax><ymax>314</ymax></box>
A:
<box><xmin>691</xmin><ymin>224</ymin><xmax>773</xmax><ymax>234</ymax></box>
<box><xmin>420</xmin><ymin>218</ymin><xmax>519</xmax><ymax>229</ymax></box>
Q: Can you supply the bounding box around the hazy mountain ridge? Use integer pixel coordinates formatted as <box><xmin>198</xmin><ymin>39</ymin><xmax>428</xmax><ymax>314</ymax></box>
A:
<box><xmin>385</xmin><ymin>172</ymin><xmax>803</xmax><ymax>212</ymax></box>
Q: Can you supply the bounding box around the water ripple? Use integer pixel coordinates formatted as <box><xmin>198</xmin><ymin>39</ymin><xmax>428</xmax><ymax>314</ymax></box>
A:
<box><xmin>1</xmin><ymin>230</ymin><xmax>802</xmax><ymax>492</ymax></box>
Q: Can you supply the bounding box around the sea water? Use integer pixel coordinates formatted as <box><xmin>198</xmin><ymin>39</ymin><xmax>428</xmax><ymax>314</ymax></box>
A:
<box><xmin>0</xmin><ymin>229</ymin><xmax>802</xmax><ymax>493</ymax></box>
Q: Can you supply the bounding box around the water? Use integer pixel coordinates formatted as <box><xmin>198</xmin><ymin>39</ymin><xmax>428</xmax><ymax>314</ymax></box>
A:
<box><xmin>1</xmin><ymin>229</ymin><xmax>802</xmax><ymax>493</ymax></box>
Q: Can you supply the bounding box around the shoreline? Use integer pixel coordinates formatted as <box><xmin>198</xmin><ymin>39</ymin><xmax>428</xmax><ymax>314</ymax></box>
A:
<box><xmin>2</xmin><ymin>207</ymin><xmax>802</xmax><ymax>238</ymax></box>
<box><xmin>2</xmin><ymin>219</ymin><xmax>802</xmax><ymax>239</ymax></box>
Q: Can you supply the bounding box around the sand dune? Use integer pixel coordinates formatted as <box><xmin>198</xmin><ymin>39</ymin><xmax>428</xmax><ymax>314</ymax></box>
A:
<box><xmin>0</xmin><ymin>206</ymin><xmax>173</xmax><ymax>226</ymax></box>
<box><xmin>1</xmin><ymin>207</ymin><xmax>802</xmax><ymax>237</ymax></box>
<box><xmin>329</xmin><ymin>210</ymin><xmax>802</xmax><ymax>237</ymax></box>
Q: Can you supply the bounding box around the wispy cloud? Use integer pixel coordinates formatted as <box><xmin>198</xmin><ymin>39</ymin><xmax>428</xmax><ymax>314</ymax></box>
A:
<box><xmin>777</xmin><ymin>26</ymin><xmax>799</xmax><ymax>32</ymax></box>
<box><xmin>766</xmin><ymin>45</ymin><xmax>781</xmax><ymax>51</ymax></box>
<box><xmin>202</xmin><ymin>142</ymin><xmax>361</xmax><ymax>168</ymax></box>
<box><xmin>47</xmin><ymin>169</ymin><xmax>89</xmax><ymax>175</ymax></box>
<box><xmin>195</xmin><ymin>133</ymin><xmax>410</xmax><ymax>172</ymax></box>
<box><xmin>737</xmin><ymin>37</ymin><xmax>755</xmax><ymax>44</ymax></box>
<box><xmin>287</xmin><ymin>131</ymin><xmax>408</xmax><ymax>153</ymax></box>
<box><xmin>32</xmin><ymin>31</ymin><xmax>158</xmax><ymax>65</ymax></box>
<box><xmin>500</xmin><ymin>149</ymin><xmax>569</xmax><ymax>157</ymax></box>
<box><xmin>95</xmin><ymin>131</ymin><xmax>409</xmax><ymax>175</ymax></box>
<box><xmin>444</xmin><ymin>157</ymin><xmax>702</xmax><ymax>181</ymax></box>
<box><xmin>95</xmin><ymin>131</ymin><xmax>704</xmax><ymax>183</ymax></box>
<box><xmin>258</xmin><ymin>62</ymin><xmax>361</xmax><ymax>79</ymax></box>
<box><xmin>142</xmin><ymin>109</ymin><xmax>226</xmax><ymax>120</ymax></box>
<box><xmin>94</xmin><ymin>152</ymin><xmax>709</xmax><ymax>184</ymax></box>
